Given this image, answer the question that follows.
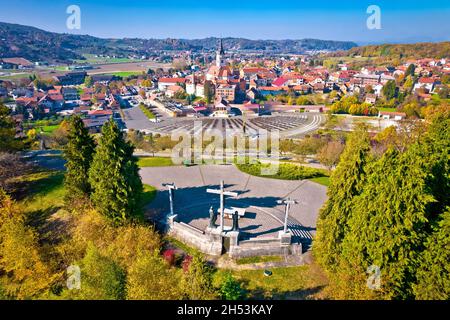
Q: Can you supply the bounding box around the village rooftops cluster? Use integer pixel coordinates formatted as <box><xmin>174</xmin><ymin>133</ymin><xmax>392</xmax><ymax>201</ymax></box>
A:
<box><xmin>1</xmin><ymin>40</ymin><xmax>449</xmax><ymax>134</ymax></box>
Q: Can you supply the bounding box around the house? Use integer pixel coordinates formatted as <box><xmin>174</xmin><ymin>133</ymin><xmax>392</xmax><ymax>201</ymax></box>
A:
<box><xmin>38</xmin><ymin>94</ymin><xmax>64</xmax><ymax>111</ymax></box>
<box><xmin>0</xmin><ymin>57</ymin><xmax>33</xmax><ymax>69</ymax></box>
<box><xmin>62</xmin><ymin>87</ymin><xmax>79</xmax><ymax>101</ymax></box>
<box><xmin>121</xmin><ymin>86</ymin><xmax>138</xmax><ymax>96</ymax></box>
<box><xmin>54</xmin><ymin>72</ymin><xmax>87</xmax><ymax>86</ymax></box>
<box><xmin>165</xmin><ymin>85</ymin><xmax>184</xmax><ymax>98</ymax></box>
<box><xmin>413</xmin><ymin>77</ymin><xmax>439</xmax><ymax>93</ymax></box>
<box><xmin>258</xmin><ymin>86</ymin><xmax>286</xmax><ymax>96</ymax></box>
<box><xmin>353</xmin><ymin>74</ymin><xmax>380</xmax><ymax>86</ymax></box>
<box><xmin>215</xmin><ymin>84</ymin><xmax>236</xmax><ymax>102</ymax></box>
<box><xmin>212</xmin><ymin>98</ymin><xmax>232</xmax><ymax>117</ymax></box>
<box><xmin>91</xmin><ymin>74</ymin><xmax>117</xmax><ymax>85</ymax></box>
<box><xmin>272</xmin><ymin>77</ymin><xmax>289</xmax><ymax>87</ymax></box>
<box><xmin>157</xmin><ymin>77</ymin><xmax>186</xmax><ymax>91</ymax></box>
<box><xmin>80</xmin><ymin>94</ymin><xmax>93</xmax><ymax>106</ymax></box>
<box><xmin>378</xmin><ymin>111</ymin><xmax>406</xmax><ymax>121</ymax></box>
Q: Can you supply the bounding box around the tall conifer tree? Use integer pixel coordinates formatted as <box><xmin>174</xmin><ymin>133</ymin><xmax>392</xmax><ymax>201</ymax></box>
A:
<box><xmin>413</xmin><ymin>208</ymin><xmax>450</xmax><ymax>300</ymax></box>
<box><xmin>314</xmin><ymin>125</ymin><xmax>371</xmax><ymax>271</ymax></box>
<box><xmin>63</xmin><ymin>115</ymin><xmax>95</xmax><ymax>204</ymax></box>
<box><xmin>89</xmin><ymin>118</ymin><xmax>142</xmax><ymax>223</ymax></box>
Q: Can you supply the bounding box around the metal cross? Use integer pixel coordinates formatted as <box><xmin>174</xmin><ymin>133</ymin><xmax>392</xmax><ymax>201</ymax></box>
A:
<box><xmin>162</xmin><ymin>183</ymin><xmax>177</xmax><ymax>217</ymax></box>
<box><xmin>207</xmin><ymin>180</ymin><xmax>238</xmax><ymax>232</ymax></box>
<box><xmin>277</xmin><ymin>198</ymin><xmax>298</xmax><ymax>233</ymax></box>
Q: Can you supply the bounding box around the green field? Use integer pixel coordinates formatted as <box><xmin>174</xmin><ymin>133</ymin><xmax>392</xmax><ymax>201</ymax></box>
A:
<box><xmin>137</xmin><ymin>157</ymin><xmax>174</xmax><ymax>167</ymax></box>
<box><xmin>107</xmin><ymin>71</ymin><xmax>143</xmax><ymax>77</ymax></box>
<box><xmin>0</xmin><ymin>72</ymin><xmax>33</xmax><ymax>80</ymax></box>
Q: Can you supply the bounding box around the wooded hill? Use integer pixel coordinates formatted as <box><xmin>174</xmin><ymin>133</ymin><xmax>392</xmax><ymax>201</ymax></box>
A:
<box><xmin>331</xmin><ymin>42</ymin><xmax>450</xmax><ymax>60</ymax></box>
<box><xmin>0</xmin><ymin>21</ymin><xmax>357</xmax><ymax>63</ymax></box>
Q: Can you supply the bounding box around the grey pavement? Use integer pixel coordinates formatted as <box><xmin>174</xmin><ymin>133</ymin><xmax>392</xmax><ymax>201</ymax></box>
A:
<box><xmin>122</xmin><ymin>106</ymin><xmax>156</xmax><ymax>131</ymax></box>
<box><xmin>23</xmin><ymin>150</ymin><xmax>328</xmax><ymax>247</ymax></box>
<box><xmin>141</xmin><ymin>164</ymin><xmax>328</xmax><ymax>247</ymax></box>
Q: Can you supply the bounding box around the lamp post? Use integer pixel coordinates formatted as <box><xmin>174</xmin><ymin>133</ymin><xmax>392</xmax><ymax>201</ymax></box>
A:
<box><xmin>162</xmin><ymin>183</ymin><xmax>177</xmax><ymax>217</ymax></box>
<box><xmin>277</xmin><ymin>198</ymin><xmax>298</xmax><ymax>233</ymax></box>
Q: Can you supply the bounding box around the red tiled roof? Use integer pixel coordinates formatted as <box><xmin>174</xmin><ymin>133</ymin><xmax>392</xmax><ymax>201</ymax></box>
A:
<box><xmin>88</xmin><ymin>110</ymin><xmax>113</xmax><ymax>116</ymax></box>
<box><xmin>158</xmin><ymin>77</ymin><xmax>186</xmax><ymax>83</ymax></box>
<box><xmin>2</xmin><ymin>57</ymin><xmax>33</xmax><ymax>66</ymax></box>
<box><xmin>272</xmin><ymin>77</ymin><xmax>288</xmax><ymax>87</ymax></box>
<box><xmin>48</xmin><ymin>94</ymin><xmax>64</xmax><ymax>101</ymax></box>
<box><xmin>80</xmin><ymin>94</ymin><xmax>92</xmax><ymax>101</ymax></box>
<box><xmin>418</xmin><ymin>77</ymin><xmax>436</xmax><ymax>84</ymax></box>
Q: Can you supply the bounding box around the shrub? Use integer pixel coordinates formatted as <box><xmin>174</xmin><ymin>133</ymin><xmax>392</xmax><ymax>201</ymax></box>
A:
<box><xmin>236</xmin><ymin>162</ymin><xmax>327</xmax><ymax>180</ymax></box>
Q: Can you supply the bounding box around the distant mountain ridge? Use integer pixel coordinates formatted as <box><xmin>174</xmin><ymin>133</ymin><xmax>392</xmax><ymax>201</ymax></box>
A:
<box><xmin>0</xmin><ymin>21</ymin><xmax>358</xmax><ymax>63</ymax></box>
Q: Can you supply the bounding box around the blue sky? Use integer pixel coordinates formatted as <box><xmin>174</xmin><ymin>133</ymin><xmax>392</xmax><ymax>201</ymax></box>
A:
<box><xmin>0</xmin><ymin>0</ymin><xmax>449</xmax><ymax>43</ymax></box>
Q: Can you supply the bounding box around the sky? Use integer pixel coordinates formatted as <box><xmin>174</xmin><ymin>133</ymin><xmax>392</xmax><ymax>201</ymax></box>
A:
<box><xmin>0</xmin><ymin>0</ymin><xmax>449</xmax><ymax>43</ymax></box>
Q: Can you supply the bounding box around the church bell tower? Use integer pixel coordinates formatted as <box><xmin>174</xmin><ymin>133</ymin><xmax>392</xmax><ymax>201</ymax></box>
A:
<box><xmin>215</xmin><ymin>38</ymin><xmax>225</xmax><ymax>68</ymax></box>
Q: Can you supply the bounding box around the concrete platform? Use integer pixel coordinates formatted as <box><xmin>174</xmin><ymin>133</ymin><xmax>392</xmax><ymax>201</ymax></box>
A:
<box><xmin>142</xmin><ymin>164</ymin><xmax>327</xmax><ymax>247</ymax></box>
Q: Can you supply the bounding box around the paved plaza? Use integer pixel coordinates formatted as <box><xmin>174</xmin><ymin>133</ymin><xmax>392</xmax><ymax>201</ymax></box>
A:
<box><xmin>142</xmin><ymin>164</ymin><xmax>328</xmax><ymax>248</ymax></box>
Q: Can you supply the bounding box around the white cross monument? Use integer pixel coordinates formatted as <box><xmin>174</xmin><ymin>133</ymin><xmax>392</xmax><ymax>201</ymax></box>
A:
<box><xmin>207</xmin><ymin>180</ymin><xmax>238</xmax><ymax>232</ymax></box>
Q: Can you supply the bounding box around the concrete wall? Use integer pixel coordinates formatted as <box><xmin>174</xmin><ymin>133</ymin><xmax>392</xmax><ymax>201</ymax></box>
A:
<box><xmin>168</xmin><ymin>221</ymin><xmax>223</xmax><ymax>256</ymax></box>
<box><xmin>168</xmin><ymin>217</ymin><xmax>303</xmax><ymax>259</ymax></box>
<box><xmin>229</xmin><ymin>238</ymin><xmax>302</xmax><ymax>259</ymax></box>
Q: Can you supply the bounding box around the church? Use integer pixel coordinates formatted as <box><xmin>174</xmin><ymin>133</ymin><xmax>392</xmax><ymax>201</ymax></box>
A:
<box><xmin>206</xmin><ymin>39</ymin><xmax>235</xmax><ymax>82</ymax></box>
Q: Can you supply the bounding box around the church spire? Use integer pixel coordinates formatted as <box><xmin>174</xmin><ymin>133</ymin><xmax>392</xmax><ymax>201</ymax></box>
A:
<box><xmin>219</xmin><ymin>38</ymin><xmax>224</xmax><ymax>55</ymax></box>
<box><xmin>215</xmin><ymin>38</ymin><xmax>225</xmax><ymax>67</ymax></box>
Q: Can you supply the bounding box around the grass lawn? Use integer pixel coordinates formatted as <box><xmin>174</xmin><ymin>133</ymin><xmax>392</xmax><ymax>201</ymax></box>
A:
<box><xmin>16</xmin><ymin>171</ymin><xmax>156</xmax><ymax>220</ymax></box>
<box><xmin>141</xmin><ymin>184</ymin><xmax>157</xmax><ymax>206</ymax></box>
<box><xmin>235</xmin><ymin>256</ymin><xmax>282</xmax><ymax>265</ymax></box>
<box><xmin>139</xmin><ymin>103</ymin><xmax>156</xmax><ymax>119</ymax></box>
<box><xmin>138</xmin><ymin>157</ymin><xmax>173</xmax><ymax>167</ymax></box>
<box><xmin>214</xmin><ymin>264</ymin><xmax>329</xmax><ymax>299</ymax></box>
<box><xmin>39</xmin><ymin>125</ymin><xmax>60</xmax><ymax>135</ymax></box>
<box><xmin>309</xmin><ymin>176</ymin><xmax>331</xmax><ymax>187</ymax></box>
<box><xmin>17</xmin><ymin>171</ymin><xmax>65</xmax><ymax>214</ymax></box>
<box><xmin>107</xmin><ymin>71</ymin><xmax>143</xmax><ymax>77</ymax></box>
<box><xmin>0</xmin><ymin>72</ymin><xmax>33</xmax><ymax>80</ymax></box>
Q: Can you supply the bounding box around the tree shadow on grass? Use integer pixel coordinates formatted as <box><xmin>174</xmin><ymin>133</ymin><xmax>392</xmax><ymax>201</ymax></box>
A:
<box><xmin>13</xmin><ymin>169</ymin><xmax>64</xmax><ymax>201</ymax></box>
<box><xmin>242</xmin><ymin>282</ymin><xmax>327</xmax><ymax>300</ymax></box>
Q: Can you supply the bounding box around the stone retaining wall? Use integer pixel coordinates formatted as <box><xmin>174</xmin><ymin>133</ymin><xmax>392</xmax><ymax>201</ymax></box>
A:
<box><xmin>168</xmin><ymin>215</ymin><xmax>303</xmax><ymax>259</ymax></box>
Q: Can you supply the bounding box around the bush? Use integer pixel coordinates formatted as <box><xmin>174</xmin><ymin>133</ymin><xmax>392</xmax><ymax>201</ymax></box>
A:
<box><xmin>162</xmin><ymin>249</ymin><xmax>176</xmax><ymax>266</ymax></box>
<box><xmin>236</xmin><ymin>162</ymin><xmax>327</xmax><ymax>180</ymax></box>
<box><xmin>220</xmin><ymin>272</ymin><xmax>245</xmax><ymax>300</ymax></box>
